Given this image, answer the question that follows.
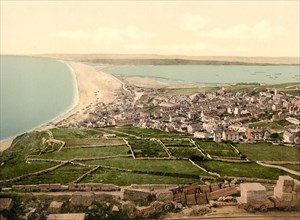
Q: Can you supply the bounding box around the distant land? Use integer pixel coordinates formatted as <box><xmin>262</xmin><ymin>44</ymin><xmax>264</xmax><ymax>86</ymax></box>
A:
<box><xmin>40</xmin><ymin>54</ymin><xmax>300</xmax><ymax>65</ymax></box>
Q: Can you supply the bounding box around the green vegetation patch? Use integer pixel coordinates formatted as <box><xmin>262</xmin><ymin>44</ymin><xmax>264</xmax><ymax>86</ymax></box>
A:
<box><xmin>168</xmin><ymin>148</ymin><xmax>203</xmax><ymax>159</ymax></box>
<box><xmin>205</xmin><ymin>150</ymin><xmax>240</xmax><ymax>158</ymax></box>
<box><xmin>0</xmin><ymin>161</ymin><xmax>57</xmax><ymax>181</ymax></box>
<box><xmin>236</xmin><ymin>143</ymin><xmax>300</xmax><ymax>161</ymax></box>
<box><xmin>82</xmin><ymin>169</ymin><xmax>203</xmax><ymax>185</ymax></box>
<box><xmin>280</xmin><ymin>164</ymin><xmax>300</xmax><ymax>172</ymax></box>
<box><xmin>249</xmin><ymin>119</ymin><xmax>291</xmax><ymax>131</ymax></box>
<box><xmin>37</xmin><ymin>146</ymin><xmax>130</xmax><ymax>160</ymax></box>
<box><xmin>15</xmin><ymin>164</ymin><xmax>91</xmax><ymax>185</ymax></box>
<box><xmin>195</xmin><ymin>140</ymin><xmax>234</xmax><ymax>151</ymax></box>
<box><xmin>112</xmin><ymin>126</ymin><xmax>191</xmax><ymax>138</ymax></box>
<box><xmin>162</xmin><ymin>139</ymin><xmax>193</xmax><ymax>147</ymax></box>
<box><xmin>198</xmin><ymin>160</ymin><xmax>295</xmax><ymax>180</ymax></box>
<box><xmin>83</xmin><ymin>158</ymin><xmax>206</xmax><ymax>176</ymax></box>
<box><xmin>0</xmin><ymin>132</ymin><xmax>51</xmax><ymax>164</ymax></box>
<box><xmin>129</xmin><ymin>140</ymin><xmax>168</xmax><ymax>157</ymax></box>
<box><xmin>62</xmin><ymin>138</ymin><xmax>125</xmax><ymax>147</ymax></box>
<box><xmin>194</xmin><ymin>140</ymin><xmax>239</xmax><ymax>158</ymax></box>
<box><xmin>51</xmin><ymin>128</ymin><xmax>104</xmax><ymax>139</ymax></box>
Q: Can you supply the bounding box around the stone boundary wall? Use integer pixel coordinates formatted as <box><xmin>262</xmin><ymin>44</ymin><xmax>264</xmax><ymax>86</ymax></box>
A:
<box><xmin>188</xmin><ymin>159</ymin><xmax>221</xmax><ymax>178</ymax></box>
<box><xmin>64</xmin><ymin>144</ymin><xmax>127</xmax><ymax>149</ymax></box>
<box><xmin>73</xmin><ymin>155</ymin><xmax>132</xmax><ymax>161</ymax></box>
<box><xmin>0</xmin><ymin>162</ymin><xmax>68</xmax><ymax>184</ymax></box>
<box><xmin>10</xmin><ymin>183</ymin><xmax>120</xmax><ymax>192</ymax></box>
<box><xmin>222</xmin><ymin>176</ymin><xmax>277</xmax><ymax>184</ymax></box>
<box><xmin>260</xmin><ymin>161</ymin><xmax>300</xmax><ymax>165</ymax></box>
<box><xmin>123</xmin><ymin>139</ymin><xmax>136</xmax><ymax>159</ymax></box>
<box><xmin>130</xmin><ymin>184</ymin><xmax>178</xmax><ymax>191</ymax></box>
<box><xmin>257</xmin><ymin>161</ymin><xmax>300</xmax><ymax>176</ymax></box>
<box><xmin>211</xmin><ymin>157</ymin><xmax>250</xmax><ymax>163</ymax></box>
<box><xmin>72</xmin><ymin>166</ymin><xmax>101</xmax><ymax>183</ymax></box>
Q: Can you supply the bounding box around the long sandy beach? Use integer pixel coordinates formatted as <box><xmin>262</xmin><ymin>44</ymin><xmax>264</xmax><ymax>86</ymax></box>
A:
<box><xmin>0</xmin><ymin>61</ymin><xmax>122</xmax><ymax>152</ymax></box>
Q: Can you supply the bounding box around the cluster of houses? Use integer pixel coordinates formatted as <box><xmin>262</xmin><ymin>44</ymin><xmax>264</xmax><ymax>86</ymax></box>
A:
<box><xmin>56</xmin><ymin>84</ymin><xmax>300</xmax><ymax>145</ymax></box>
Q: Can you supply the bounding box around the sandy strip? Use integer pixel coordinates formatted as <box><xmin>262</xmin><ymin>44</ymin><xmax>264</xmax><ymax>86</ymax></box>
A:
<box><xmin>39</xmin><ymin>61</ymin><xmax>123</xmax><ymax>130</ymax></box>
<box><xmin>0</xmin><ymin>139</ymin><xmax>13</xmax><ymax>152</ymax></box>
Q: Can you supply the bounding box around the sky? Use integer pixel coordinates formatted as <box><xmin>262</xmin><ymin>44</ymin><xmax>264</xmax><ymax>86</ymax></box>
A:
<box><xmin>1</xmin><ymin>1</ymin><xmax>299</xmax><ymax>57</ymax></box>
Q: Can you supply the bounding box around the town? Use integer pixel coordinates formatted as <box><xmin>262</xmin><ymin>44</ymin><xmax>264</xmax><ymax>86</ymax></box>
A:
<box><xmin>57</xmin><ymin>82</ymin><xmax>300</xmax><ymax>145</ymax></box>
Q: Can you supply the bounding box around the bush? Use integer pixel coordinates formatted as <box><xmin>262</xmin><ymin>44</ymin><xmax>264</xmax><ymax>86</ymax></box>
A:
<box><xmin>189</xmin><ymin>155</ymin><xmax>205</xmax><ymax>161</ymax></box>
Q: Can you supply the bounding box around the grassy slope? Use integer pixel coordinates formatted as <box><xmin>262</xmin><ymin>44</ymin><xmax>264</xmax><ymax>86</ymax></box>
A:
<box><xmin>236</xmin><ymin>143</ymin><xmax>300</xmax><ymax>161</ymax></box>
<box><xmin>83</xmin><ymin>158</ymin><xmax>206</xmax><ymax>176</ymax></box>
<box><xmin>198</xmin><ymin>160</ymin><xmax>298</xmax><ymax>180</ymax></box>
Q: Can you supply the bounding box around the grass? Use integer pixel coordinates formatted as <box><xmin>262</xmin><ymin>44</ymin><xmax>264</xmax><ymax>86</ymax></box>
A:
<box><xmin>249</xmin><ymin>119</ymin><xmax>291</xmax><ymax>131</ymax></box>
<box><xmin>168</xmin><ymin>148</ymin><xmax>203</xmax><ymax>159</ymax></box>
<box><xmin>129</xmin><ymin>139</ymin><xmax>168</xmax><ymax>157</ymax></box>
<box><xmin>62</xmin><ymin>138</ymin><xmax>125</xmax><ymax>147</ymax></box>
<box><xmin>82</xmin><ymin>158</ymin><xmax>207</xmax><ymax>176</ymax></box>
<box><xmin>37</xmin><ymin>146</ymin><xmax>130</xmax><ymax>160</ymax></box>
<box><xmin>111</xmin><ymin>126</ymin><xmax>191</xmax><ymax>138</ymax></box>
<box><xmin>15</xmin><ymin>164</ymin><xmax>91</xmax><ymax>185</ymax></box>
<box><xmin>82</xmin><ymin>169</ymin><xmax>204</xmax><ymax>185</ymax></box>
<box><xmin>162</xmin><ymin>140</ymin><xmax>193</xmax><ymax>146</ymax></box>
<box><xmin>197</xmin><ymin>160</ymin><xmax>297</xmax><ymax>180</ymax></box>
<box><xmin>280</xmin><ymin>164</ymin><xmax>300</xmax><ymax>172</ymax></box>
<box><xmin>0</xmin><ymin>161</ymin><xmax>57</xmax><ymax>181</ymax></box>
<box><xmin>51</xmin><ymin>128</ymin><xmax>104</xmax><ymax>139</ymax></box>
<box><xmin>205</xmin><ymin>150</ymin><xmax>240</xmax><ymax>158</ymax></box>
<box><xmin>194</xmin><ymin>140</ymin><xmax>234</xmax><ymax>150</ymax></box>
<box><xmin>194</xmin><ymin>140</ymin><xmax>239</xmax><ymax>158</ymax></box>
<box><xmin>236</xmin><ymin>143</ymin><xmax>300</xmax><ymax>161</ymax></box>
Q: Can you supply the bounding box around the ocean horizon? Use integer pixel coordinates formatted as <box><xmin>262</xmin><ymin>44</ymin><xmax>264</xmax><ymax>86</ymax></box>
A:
<box><xmin>0</xmin><ymin>56</ymin><xmax>77</xmax><ymax>141</ymax></box>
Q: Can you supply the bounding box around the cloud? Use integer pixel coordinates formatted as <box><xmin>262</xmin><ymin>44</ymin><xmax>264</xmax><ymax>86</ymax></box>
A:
<box><xmin>179</xmin><ymin>13</ymin><xmax>207</xmax><ymax>32</ymax></box>
<box><xmin>57</xmin><ymin>25</ymin><xmax>154</xmax><ymax>44</ymax></box>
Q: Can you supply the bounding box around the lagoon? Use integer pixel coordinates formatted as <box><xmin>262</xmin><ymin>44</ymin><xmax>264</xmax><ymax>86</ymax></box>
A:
<box><xmin>0</xmin><ymin>56</ymin><xmax>76</xmax><ymax>141</ymax></box>
<box><xmin>107</xmin><ymin>65</ymin><xmax>300</xmax><ymax>85</ymax></box>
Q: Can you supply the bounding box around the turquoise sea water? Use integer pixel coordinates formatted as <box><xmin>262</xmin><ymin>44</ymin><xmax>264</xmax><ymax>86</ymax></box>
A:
<box><xmin>0</xmin><ymin>56</ymin><xmax>76</xmax><ymax>141</ymax></box>
<box><xmin>107</xmin><ymin>65</ymin><xmax>300</xmax><ymax>85</ymax></box>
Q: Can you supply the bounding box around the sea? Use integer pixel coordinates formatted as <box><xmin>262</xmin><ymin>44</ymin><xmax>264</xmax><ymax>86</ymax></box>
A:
<box><xmin>0</xmin><ymin>56</ymin><xmax>76</xmax><ymax>141</ymax></box>
<box><xmin>107</xmin><ymin>65</ymin><xmax>300</xmax><ymax>86</ymax></box>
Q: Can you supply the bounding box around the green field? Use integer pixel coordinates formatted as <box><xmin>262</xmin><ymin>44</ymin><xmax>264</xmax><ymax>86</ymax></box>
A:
<box><xmin>15</xmin><ymin>164</ymin><xmax>91</xmax><ymax>185</ymax></box>
<box><xmin>111</xmin><ymin>126</ymin><xmax>191</xmax><ymax>138</ymax></box>
<box><xmin>82</xmin><ymin>169</ymin><xmax>203</xmax><ymax>185</ymax></box>
<box><xmin>83</xmin><ymin>158</ymin><xmax>206</xmax><ymax>176</ymax></box>
<box><xmin>205</xmin><ymin>150</ymin><xmax>239</xmax><ymax>158</ymax></box>
<box><xmin>168</xmin><ymin>148</ymin><xmax>203</xmax><ymax>158</ymax></box>
<box><xmin>51</xmin><ymin>128</ymin><xmax>104</xmax><ymax>139</ymax></box>
<box><xmin>0</xmin><ymin>161</ymin><xmax>57</xmax><ymax>180</ymax></box>
<box><xmin>62</xmin><ymin>138</ymin><xmax>125</xmax><ymax>147</ymax></box>
<box><xmin>1</xmin><ymin>127</ymin><xmax>300</xmax><ymax>186</ymax></box>
<box><xmin>236</xmin><ymin>143</ymin><xmax>300</xmax><ymax>161</ymax></box>
<box><xmin>197</xmin><ymin>161</ymin><xmax>297</xmax><ymax>180</ymax></box>
<box><xmin>280</xmin><ymin>164</ymin><xmax>300</xmax><ymax>172</ymax></box>
<box><xmin>129</xmin><ymin>139</ymin><xmax>168</xmax><ymax>157</ymax></box>
<box><xmin>162</xmin><ymin>140</ymin><xmax>193</xmax><ymax>147</ymax></box>
<box><xmin>37</xmin><ymin>146</ymin><xmax>130</xmax><ymax>160</ymax></box>
<box><xmin>194</xmin><ymin>140</ymin><xmax>239</xmax><ymax>158</ymax></box>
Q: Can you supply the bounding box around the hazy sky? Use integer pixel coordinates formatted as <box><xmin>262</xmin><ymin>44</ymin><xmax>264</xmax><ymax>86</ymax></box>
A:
<box><xmin>1</xmin><ymin>1</ymin><xmax>299</xmax><ymax>57</ymax></box>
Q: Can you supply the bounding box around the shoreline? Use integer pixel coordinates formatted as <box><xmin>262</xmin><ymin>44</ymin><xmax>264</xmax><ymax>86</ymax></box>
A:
<box><xmin>0</xmin><ymin>60</ymin><xmax>122</xmax><ymax>152</ymax></box>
